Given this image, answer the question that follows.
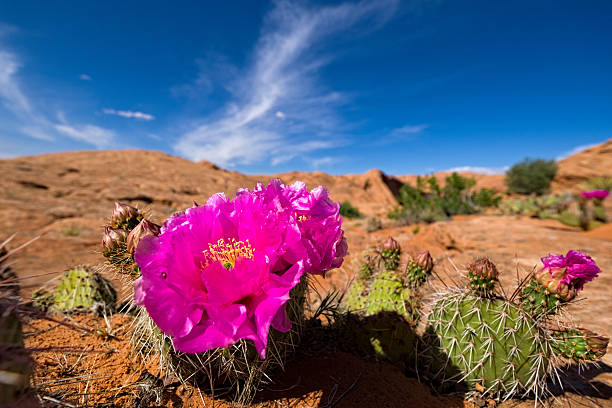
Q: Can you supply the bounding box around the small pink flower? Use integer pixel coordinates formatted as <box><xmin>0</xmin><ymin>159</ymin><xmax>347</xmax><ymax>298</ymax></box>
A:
<box><xmin>581</xmin><ymin>190</ymin><xmax>610</xmax><ymax>199</ymax></box>
<box><xmin>541</xmin><ymin>250</ymin><xmax>601</xmax><ymax>290</ymax></box>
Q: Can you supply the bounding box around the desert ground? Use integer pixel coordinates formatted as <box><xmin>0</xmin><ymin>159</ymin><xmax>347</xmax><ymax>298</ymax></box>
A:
<box><xmin>1</xmin><ymin>139</ymin><xmax>611</xmax><ymax>407</ymax></box>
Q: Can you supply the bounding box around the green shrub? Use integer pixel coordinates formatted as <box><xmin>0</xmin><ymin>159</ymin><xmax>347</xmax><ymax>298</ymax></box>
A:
<box><xmin>389</xmin><ymin>173</ymin><xmax>497</xmax><ymax>224</ymax></box>
<box><xmin>505</xmin><ymin>158</ymin><xmax>558</xmax><ymax>195</ymax></box>
<box><xmin>471</xmin><ymin>188</ymin><xmax>501</xmax><ymax>208</ymax></box>
<box><xmin>339</xmin><ymin>201</ymin><xmax>361</xmax><ymax>219</ymax></box>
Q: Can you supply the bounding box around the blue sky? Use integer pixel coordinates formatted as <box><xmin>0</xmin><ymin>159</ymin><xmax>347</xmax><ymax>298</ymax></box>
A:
<box><xmin>0</xmin><ymin>0</ymin><xmax>610</xmax><ymax>175</ymax></box>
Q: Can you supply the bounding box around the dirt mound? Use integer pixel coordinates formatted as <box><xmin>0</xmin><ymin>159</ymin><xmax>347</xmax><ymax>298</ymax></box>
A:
<box><xmin>553</xmin><ymin>138</ymin><xmax>612</xmax><ymax>192</ymax></box>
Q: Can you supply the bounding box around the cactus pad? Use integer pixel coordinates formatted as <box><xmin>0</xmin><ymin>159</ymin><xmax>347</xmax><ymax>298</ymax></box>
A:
<box><xmin>428</xmin><ymin>291</ymin><xmax>552</xmax><ymax>397</ymax></box>
<box><xmin>520</xmin><ymin>279</ymin><xmax>563</xmax><ymax>317</ymax></box>
<box><xmin>53</xmin><ymin>267</ymin><xmax>117</xmax><ymax>313</ymax></box>
<box><xmin>552</xmin><ymin>328</ymin><xmax>609</xmax><ymax>362</ymax></box>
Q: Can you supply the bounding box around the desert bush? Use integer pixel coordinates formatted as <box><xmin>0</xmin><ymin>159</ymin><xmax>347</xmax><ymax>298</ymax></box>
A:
<box><xmin>339</xmin><ymin>201</ymin><xmax>361</xmax><ymax>218</ymax></box>
<box><xmin>471</xmin><ymin>187</ymin><xmax>501</xmax><ymax>208</ymax></box>
<box><xmin>505</xmin><ymin>158</ymin><xmax>558</xmax><ymax>195</ymax></box>
<box><xmin>389</xmin><ymin>173</ymin><xmax>499</xmax><ymax>224</ymax></box>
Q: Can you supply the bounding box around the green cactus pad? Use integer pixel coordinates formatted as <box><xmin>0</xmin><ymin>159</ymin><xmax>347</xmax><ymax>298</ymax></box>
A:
<box><xmin>520</xmin><ymin>279</ymin><xmax>563</xmax><ymax>317</ymax></box>
<box><xmin>593</xmin><ymin>205</ymin><xmax>607</xmax><ymax>223</ymax></box>
<box><xmin>427</xmin><ymin>291</ymin><xmax>551</xmax><ymax>397</ymax></box>
<box><xmin>344</xmin><ymin>279</ymin><xmax>368</xmax><ymax>312</ymax></box>
<box><xmin>53</xmin><ymin>267</ymin><xmax>117</xmax><ymax>313</ymax></box>
<box><xmin>365</xmin><ymin>272</ymin><xmax>419</xmax><ymax>323</ymax></box>
<box><xmin>31</xmin><ymin>289</ymin><xmax>54</xmax><ymax>313</ymax></box>
<box><xmin>552</xmin><ymin>329</ymin><xmax>608</xmax><ymax>362</ymax></box>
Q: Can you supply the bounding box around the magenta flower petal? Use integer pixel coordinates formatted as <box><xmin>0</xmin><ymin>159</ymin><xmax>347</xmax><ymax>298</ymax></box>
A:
<box><xmin>581</xmin><ymin>190</ymin><xmax>609</xmax><ymax>199</ymax></box>
<box><xmin>540</xmin><ymin>250</ymin><xmax>601</xmax><ymax>291</ymax></box>
<box><xmin>541</xmin><ymin>253</ymin><xmax>567</xmax><ymax>269</ymax></box>
<box><xmin>133</xmin><ymin>180</ymin><xmax>338</xmax><ymax>359</ymax></box>
<box><xmin>133</xmin><ymin>277</ymin><xmax>145</xmax><ymax>305</ymax></box>
<box><xmin>564</xmin><ymin>250</ymin><xmax>601</xmax><ymax>289</ymax></box>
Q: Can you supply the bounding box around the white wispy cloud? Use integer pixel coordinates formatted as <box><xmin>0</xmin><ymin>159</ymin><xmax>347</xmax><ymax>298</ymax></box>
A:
<box><xmin>103</xmin><ymin>108</ymin><xmax>155</xmax><ymax>121</ymax></box>
<box><xmin>0</xmin><ymin>44</ymin><xmax>116</xmax><ymax>149</ymax></box>
<box><xmin>311</xmin><ymin>156</ymin><xmax>338</xmax><ymax>168</ymax></box>
<box><xmin>79</xmin><ymin>74</ymin><xmax>92</xmax><ymax>81</ymax></box>
<box><xmin>392</xmin><ymin>124</ymin><xmax>429</xmax><ymax>135</ymax></box>
<box><xmin>445</xmin><ymin>165</ymin><xmax>509</xmax><ymax>175</ymax></box>
<box><xmin>174</xmin><ymin>0</ymin><xmax>398</xmax><ymax>166</ymax></box>
<box><xmin>555</xmin><ymin>142</ymin><xmax>600</xmax><ymax>161</ymax></box>
<box><xmin>54</xmin><ymin>123</ymin><xmax>115</xmax><ymax>148</ymax></box>
<box><xmin>0</xmin><ymin>50</ymin><xmax>32</xmax><ymax>117</ymax></box>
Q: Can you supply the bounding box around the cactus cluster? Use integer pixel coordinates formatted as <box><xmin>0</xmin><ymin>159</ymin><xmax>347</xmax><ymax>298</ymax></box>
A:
<box><xmin>343</xmin><ymin>238</ymin><xmax>434</xmax><ymax>363</ymax></box>
<box><xmin>499</xmin><ymin>194</ymin><xmax>572</xmax><ymax>219</ymax></box>
<box><xmin>423</xmin><ymin>252</ymin><xmax>608</xmax><ymax>400</ymax></box>
<box><xmin>101</xmin><ymin>201</ymin><xmax>309</xmax><ymax>405</ymax></box>
<box><xmin>52</xmin><ymin>266</ymin><xmax>117</xmax><ymax>314</ymax></box>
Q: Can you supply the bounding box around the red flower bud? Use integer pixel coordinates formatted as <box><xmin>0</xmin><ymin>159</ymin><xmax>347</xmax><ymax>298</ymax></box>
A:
<box><xmin>126</xmin><ymin>219</ymin><xmax>161</xmax><ymax>255</ymax></box>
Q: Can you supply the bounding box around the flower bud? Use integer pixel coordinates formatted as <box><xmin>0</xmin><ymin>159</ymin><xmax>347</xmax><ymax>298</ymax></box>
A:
<box><xmin>126</xmin><ymin>219</ymin><xmax>161</xmax><ymax>255</ymax></box>
<box><xmin>414</xmin><ymin>250</ymin><xmax>434</xmax><ymax>274</ymax></box>
<box><xmin>534</xmin><ymin>267</ymin><xmax>577</xmax><ymax>302</ymax></box>
<box><xmin>469</xmin><ymin>258</ymin><xmax>499</xmax><ymax>280</ymax></box>
<box><xmin>382</xmin><ymin>237</ymin><xmax>400</xmax><ymax>252</ymax></box>
<box><xmin>102</xmin><ymin>226</ymin><xmax>128</xmax><ymax>257</ymax></box>
<box><xmin>110</xmin><ymin>201</ymin><xmax>142</xmax><ymax>229</ymax></box>
<box><xmin>467</xmin><ymin>257</ymin><xmax>499</xmax><ymax>294</ymax></box>
<box><xmin>582</xmin><ymin>329</ymin><xmax>609</xmax><ymax>358</ymax></box>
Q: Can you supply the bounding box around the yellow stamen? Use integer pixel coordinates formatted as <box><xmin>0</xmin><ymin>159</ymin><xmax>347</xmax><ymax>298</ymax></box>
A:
<box><xmin>202</xmin><ymin>238</ymin><xmax>254</xmax><ymax>269</ymax></box>
<box><xmin>295</xmin><ymin>212</ymin><xmax>308</xmax><ymax>222</ymax></box>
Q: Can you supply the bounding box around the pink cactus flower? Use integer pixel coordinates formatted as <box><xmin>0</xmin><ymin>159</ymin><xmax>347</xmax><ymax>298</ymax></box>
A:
<box><xmin>133</xmin><ymin>180</ymin><xmax>346</xmax><ymax>358</ymax></box>
<box><xmin>580</xmin><ymin>190</ymin><xmax>610</xmax><ymax>199</ymax></box>
<box><xmin>541</xmin><ymin>250</ymin><xmax>601</xmax><ymax>290</ymax></box>
<box><xmin>250</xmin><ymin>180</ymin><xmax>347</xmax><ymax>275</ymax></box>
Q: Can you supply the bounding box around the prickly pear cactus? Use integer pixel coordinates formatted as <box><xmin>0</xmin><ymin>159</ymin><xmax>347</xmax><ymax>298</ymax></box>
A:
<box><xmin>551</xmin><ymin>328</ymin><xmax>609</xmax><ymax>362</ymax></box>
<box><xmin>343</xmin><ymin>243</ymin><xmax>433</xmax><ymax>363</ymax></box>
<box><xmin>53</xmin><ymin>266</ymin><xmax>117</xmax><ymax>313</ymax></box>
<box><xmin>427</xmin><ymin>291</ymin><xmax>552</xmax><ymax>397</ymax></box>
<box><xmin>365</xmin><ymin>271</ymin><xmax>420</xmax><ymax>322</ymax></box>
<box><xmin>425</xmin><ymin>252</ymin><xmax>607</xmax><ymax>400</ymax></box>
